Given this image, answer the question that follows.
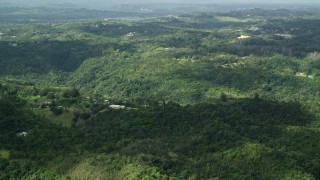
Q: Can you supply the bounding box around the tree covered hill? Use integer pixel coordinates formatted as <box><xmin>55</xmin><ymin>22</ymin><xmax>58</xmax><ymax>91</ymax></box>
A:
<box><xmin>1</xmin><ymin>9</ymin><xmax>320</xmax><ymax>104</ymax></box>
<box><xmin>1</xmin><ymin>8</ymin><xmax>320</xmax><ymax>179</ymax></box>
<box><xmin>0</xmin><ymin>86</ymin><xmax>319</xmax><ymax>179</ymax></box>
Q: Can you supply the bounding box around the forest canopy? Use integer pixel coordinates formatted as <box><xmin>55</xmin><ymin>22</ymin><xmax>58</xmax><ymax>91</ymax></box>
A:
<box><xmin>0</xmin><ymin>6</ymin><xmax>320</xmax><ymax>180</ymax></box>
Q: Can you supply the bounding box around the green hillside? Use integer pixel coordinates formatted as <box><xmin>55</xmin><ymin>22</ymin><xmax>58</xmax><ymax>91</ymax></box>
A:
<box><xmin>1</xmin><ymin>89</ymin><xmax>319</xmax><ymax>179</ymax></box>
<box><xmin>0</xmin><ymin>7</ymin><xmax>320</xmax><ymax>179</ymax></box>
<box><xmin>0</xmin><ymin>9</ymin><xmax>319</xmax><ymax>104</ymax></box>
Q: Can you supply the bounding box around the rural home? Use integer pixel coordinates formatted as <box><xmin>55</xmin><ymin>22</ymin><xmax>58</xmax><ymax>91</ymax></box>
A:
<box><xmin>295</xmin><ymin>72</ymin><xmax>307</xmax><ymax>77</ymax></box>
<box><xmin>16</xmin><ymin>132</ymin><xmax>28</xmax><ymax>137</ymax></box>
<box><xmin>238</xmin><ymin>35</ymin><xmax>250</xmax><ymax>39</ymax></box>
<box><xmin>275</xmin><ymin>33</ymin><xmax>293</xmax><ymax>39</ymax></box>
<box><xmin>109</xmin><ymin>105</ymin><xmax>125</xmax><ymax>109</ymax></box>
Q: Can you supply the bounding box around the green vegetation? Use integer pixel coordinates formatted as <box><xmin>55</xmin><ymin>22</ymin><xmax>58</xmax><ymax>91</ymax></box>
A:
<box><xmin>1</xmin><ymin>9</ymin><xmax>320</xmax><ymax>105</ymax></box>
<box><xmin>1</xmin><ymin>81</ymin><xmax>319</xmax><ymax>179</ymax></box>
<box><xmin>0</xmin><ymin>150</ymin><xmax>10</xmax><ymax>159</ymax></box>
<box><xmin>0</xmin><ymin>7</ymin><xmax>320</xmax><ymax>179</ymax></box>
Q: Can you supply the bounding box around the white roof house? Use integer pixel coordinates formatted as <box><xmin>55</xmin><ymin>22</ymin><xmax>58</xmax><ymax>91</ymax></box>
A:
<box><xmin>16</xmin><ymin>132</ymin><xmax>28</xmax><ymax>137</ymax></box>
<box><xmin>238</xmin><ymin>35</ymin><xmax>251</xmax><ymax>40</ymax></box>
<box><xmin>109</xmin><ymin>105</ymin><xmax>125</xmax><ymax>109</ymax></box>
<box><xmin>295</xmin><ymin>72</ymin><xmax>307</xmax><ymax>77</ymax></box>
<box><xmin>275</xmin><ymin>33</ymin><xmax>293</xmax><ymax>39</ymax></box>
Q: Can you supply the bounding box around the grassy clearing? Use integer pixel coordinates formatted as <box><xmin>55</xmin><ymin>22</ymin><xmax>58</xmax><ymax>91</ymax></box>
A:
<box><xmin>0</xmin><ymin>150</ymin><xmax>10</xmax><ymax>159</ymax></box>
<box><xmin>33</xmin><ymin>108</ymin><xmax>50</xmax><ymax>116</ymax></box>
<box><xmin>33</xmin><ymin>108</ymin><xmax>73</xmax><ymax>127</ymax></box>
<box><xmin>46</xmin><ymin>111</ymin><xmax>74</xmax><ymax>127</ymax></box>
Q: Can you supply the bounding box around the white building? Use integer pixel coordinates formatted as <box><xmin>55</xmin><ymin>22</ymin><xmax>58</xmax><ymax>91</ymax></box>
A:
<box><xmin>109</xmin><ymin>105</ymin><xmax>125</xmax><ymax>109</ymax></box>
<box><xmin>238</xmin><ymin>35</ymin><xmax>251</xmax><ymax>40</ymax></box>
<box><xmin>16</xmin><ymin>132</ymin><xmax>28</xmax><ymax>137</ymax></box>
<box><xmin>275</xmin><ymin>33</ymin><xmax>293</xmax><ymax>39</ymax></box>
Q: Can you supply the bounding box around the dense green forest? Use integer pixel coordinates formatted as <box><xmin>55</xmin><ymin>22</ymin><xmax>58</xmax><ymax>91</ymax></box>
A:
<box><xmin>0</xmin><ymin>7</ymin><xmax>320</xmax><ymax>179</ymax></box>
<box><xmin>1</xmin><ymin>85</ymin><xmax>319</xmax><ymax>179</ymax></box>
<box><xmin>1</xmin><ymin>8</ymin><xmax>320</xmax><ymax>104</ymax></box>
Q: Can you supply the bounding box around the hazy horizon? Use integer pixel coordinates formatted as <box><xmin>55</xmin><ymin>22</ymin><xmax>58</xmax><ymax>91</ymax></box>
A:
<box><xmin>2</xmin><ymin>0</ymin><xmax>320</xmax><ymax>8</ymax></box>
<box><xmin>1</xmin><ymin>0</ymin><xmax>320</xmax><ymax>11</ymax></box>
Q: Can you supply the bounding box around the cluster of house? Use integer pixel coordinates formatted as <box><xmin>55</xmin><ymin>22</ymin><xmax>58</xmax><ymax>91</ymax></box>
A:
<box><xmin>9</xmin><ymin>43</ymin><xmax>18</xmax><ymax>47</ymax></box>
<box><xmin>36</xmin><ymin>100</ymin><xmax>52</xmax><ymax>109</ymax></box>
<box><xmin>140</xmin><ymin>8</ymin><xmax>153</xmax><ymax>13</ymax></box>
<box><xmin>249</xmin><ymin>26</ymin><xmax>259</xmax><ymax>31</ymax></box>
<box><xmin>127</xmin><ymin>32</ymin><xmax>136</xmax><ymax>37</ymax></box>
<box><xmin>220</xmin><ymin>61</ymin><xmax>245</xmax><ymax>68</ymax></box>
<box><xmin>236</xmin><ymin>24</ymin><xmax>294</xmax><ymax>41</ymax></box>
<box><xmin>275</xmin><ymin>33</ymin><xmax>293</xmax><ymax>39</ymax></box>
<box><xmin>295</xmin><ymin>72</ymin><xmax>314</xmax><ymax>79</ymax></box>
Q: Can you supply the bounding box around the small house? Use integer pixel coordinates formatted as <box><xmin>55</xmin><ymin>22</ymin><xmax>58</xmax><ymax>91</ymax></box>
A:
<box><xmin>295</xmin><ymin>72</ymin><xmax>307</xmax><ymax>77</ymax></box>
<box><xmin>109</xmin><ymin>105</ymin><xmax>125</xmax><ymax>109</ymax></box>
<box><xmin>275</xmin><ymin>33</ymin><xmax>293</xmax><ymax>39</ymax></box>
<box><xmin>16</xmin><ymin>132</ymin><xmax>28</xmax><ymax>137</ymax></box>
<box><xmin>238</xmin><ymin>35</ymin><xmax>251</xmax><ymax>40</ymax></box>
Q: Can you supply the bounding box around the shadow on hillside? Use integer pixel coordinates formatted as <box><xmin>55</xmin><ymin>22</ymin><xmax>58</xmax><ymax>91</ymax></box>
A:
<box><xmin>82</xmin><ymin>22</ymin><xmax>173</xmax><ymax>38</ymax></box>
<box><xmin>4</xmin><ymin>97</ymin><xmax>312</xmax><ymax>178</ymax></box>
<box><xmin>172</xmin><ymin>64</ymin><xmax>319</xmax><ymax>102</ymax></box>
<box><xmin>74</xmin><ymin>97</ymin><xmax>318</xmax><ymax>177</ymax></box>
<box><xmin>0</xmin><ymin>40</ymin><xmax>104</xmax><ymax>75</ymax></box>
<box><xmin>122</xmin><ymin>99</ymin><xmax>318</xmax><ymax>178</ymax></box>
